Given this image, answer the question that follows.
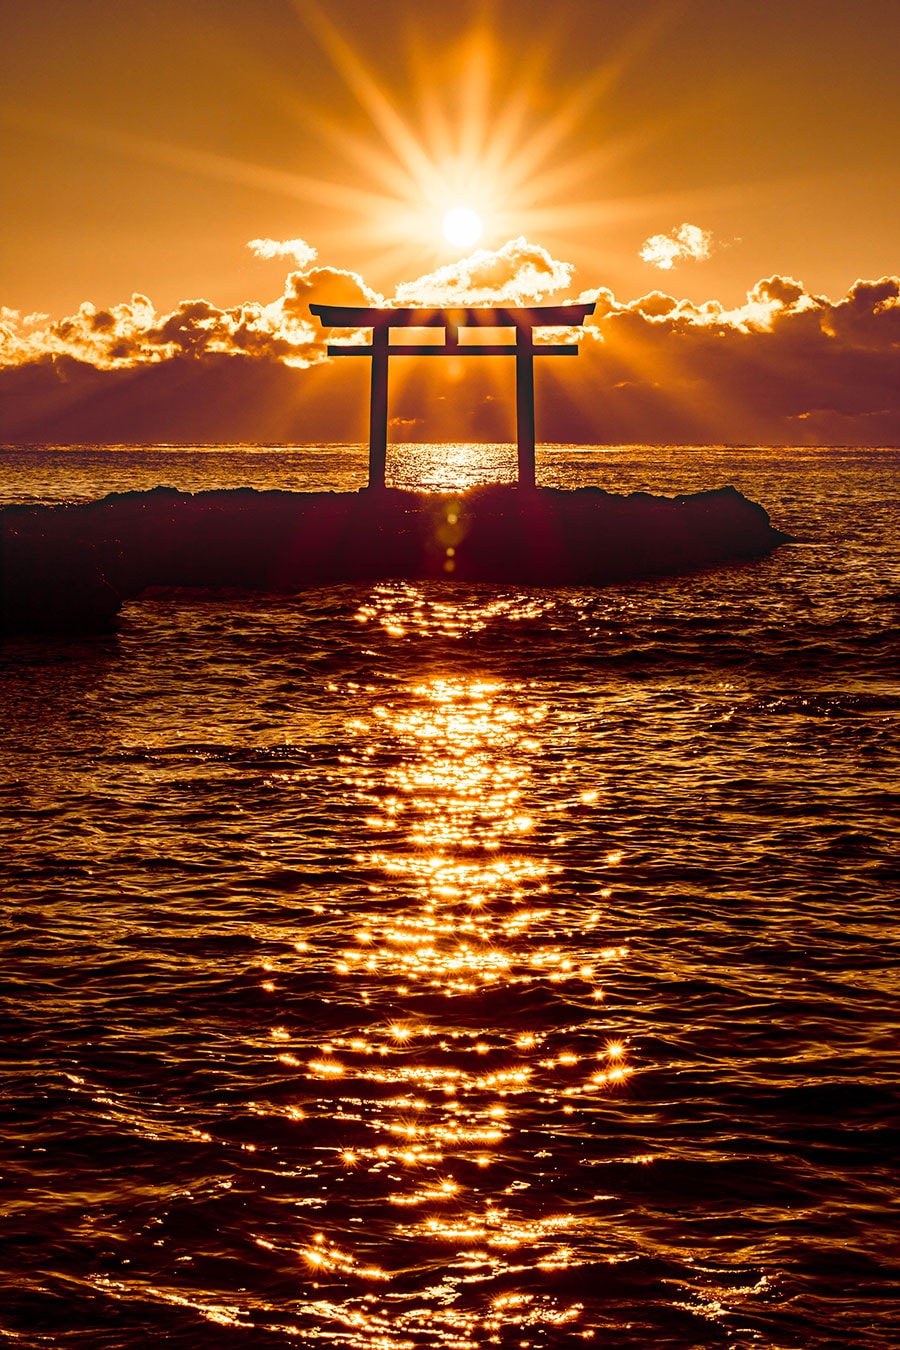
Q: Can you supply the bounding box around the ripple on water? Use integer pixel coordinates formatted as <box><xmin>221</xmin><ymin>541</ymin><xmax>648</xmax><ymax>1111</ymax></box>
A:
<box><xmin>2</xmin><ymin>448</ymin><xmax>900</xmax><ymax>1347</ymax></box>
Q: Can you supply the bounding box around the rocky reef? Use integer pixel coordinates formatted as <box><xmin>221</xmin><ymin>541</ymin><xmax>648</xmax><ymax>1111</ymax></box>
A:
<box><xmin>1</xmin><ymin>484</ymin><xmax>790</xmax><ymax>635</ymax></box>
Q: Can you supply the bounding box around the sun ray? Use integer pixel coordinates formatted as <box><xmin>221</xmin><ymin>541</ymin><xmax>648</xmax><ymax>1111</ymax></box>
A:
<box><xmin>310</xmin><ymin>112</ymin><xmax>424</xmax><ymax>204</ymax></box>
<box><xmin>0</xmin><ymin>99</ymin><xmax>404</xmax><ymax>220</ymax></box>
<box><xmin>290</xmin><ymin>0</ymin><xmax>651</xmax><ymax>268</ymax></box>
<box><xmin>1</xmin><ymin>0</ymin><xmax>743</xmax><ymax>312</ymax></box>
<box><xmin>296</xmin><ymin>2</ymin><xmax>449</xmax><ymax>205</ymax></box>
<box><xmin>456</xmin><ymin>26</ymin><xmax>493</xmax><ymax>169</ymax></box>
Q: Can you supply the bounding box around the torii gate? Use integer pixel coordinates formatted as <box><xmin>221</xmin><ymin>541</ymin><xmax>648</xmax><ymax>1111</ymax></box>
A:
<box><xmin>309</xmin><ymin>303</ymin><xmax>595</xmax><ymax>490</ymax></box>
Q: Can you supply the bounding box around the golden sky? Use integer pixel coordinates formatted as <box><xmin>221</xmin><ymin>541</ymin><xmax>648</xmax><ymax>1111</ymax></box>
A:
<box><xmin>2</xmin><ymin>0</ymin><xmax>899</xmax><ymax>444</ymax></box>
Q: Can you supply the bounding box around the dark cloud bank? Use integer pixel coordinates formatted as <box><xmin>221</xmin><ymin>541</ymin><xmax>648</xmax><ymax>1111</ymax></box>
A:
<box><xmin>2</xmin><ymin>259</ymin><xmax>899</xmax><ymax>446</ymax></box>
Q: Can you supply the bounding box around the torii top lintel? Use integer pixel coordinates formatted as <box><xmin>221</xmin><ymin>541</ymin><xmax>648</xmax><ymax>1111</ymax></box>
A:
<box><xmin>309</xmin><ymin>302</ymin><xmax>594</xmax><ymax>330</ymax></box>
<box><xmin>309</xmin><ymin>301</ymin><xmax>596</xmax><ymax>490</ymax></box>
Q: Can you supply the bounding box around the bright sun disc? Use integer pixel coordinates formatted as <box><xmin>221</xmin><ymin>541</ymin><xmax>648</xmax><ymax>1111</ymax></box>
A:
<box><xmin>442</xmin><ymin>206</ymin><xmax>483</xmax><ymax>249</ymax></box>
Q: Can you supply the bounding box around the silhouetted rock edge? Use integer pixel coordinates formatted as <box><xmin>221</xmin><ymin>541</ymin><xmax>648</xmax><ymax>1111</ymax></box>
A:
<box><xmin>1</xmin><ymin>484</ymin><xmax>791</xmax><ymax>635</ymax></box>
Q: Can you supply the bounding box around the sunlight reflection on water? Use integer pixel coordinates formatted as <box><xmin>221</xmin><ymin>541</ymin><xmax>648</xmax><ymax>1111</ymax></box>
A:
<box><xmin>387</xmin><ymin>442</ymin><xmax>518</xmax><ymax>492</ymax></box>
<box><xmin>265</xmin><ymin>584</ymin><xmax>634</xmax><ymax>1343</ymax></box>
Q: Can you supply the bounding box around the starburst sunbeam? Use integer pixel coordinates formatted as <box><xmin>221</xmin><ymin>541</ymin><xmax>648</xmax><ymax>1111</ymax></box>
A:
<box><xmin>286</xmin><ymin>0</ymin><xmax>688</xmax><ymax>282</ymax></box>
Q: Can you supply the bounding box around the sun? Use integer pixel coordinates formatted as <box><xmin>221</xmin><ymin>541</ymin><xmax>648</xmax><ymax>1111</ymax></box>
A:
<box><xmin>293</xmin><ymin>8</ymin><xmax>640</xmax><ymax>281</ymax></box>
<box><xmin>442</xmin><ymin>206</ymin><xmax>483</xmax><ymax>250</ymax></box>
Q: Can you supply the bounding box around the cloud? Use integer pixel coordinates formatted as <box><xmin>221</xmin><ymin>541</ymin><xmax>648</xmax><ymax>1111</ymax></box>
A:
<box><xmin>247</xmin><ymin>237</ymin><xmax>319</xmax><ymax>268</ymax></box>
<box><xmin>0</xmin><ymin>237</ymin><xmax>573</xmax><ymax>376</ymax></box>
<box><xmin>2</xmin><ymin>244</ymin><xmax>900</xmax><ymax>446</ymax></box>
<box><xmin>0</xmin><ymin>259</ymin><xmax>382</xmax><ymax>372</ymax></box>
<box><xmin>281</xmin><ymin>265</ymin><xmax>382</xmax><ymax>319</ymax></box>
<box><xmin>749</xmin><ymin>275</ymin><xmax>807</xmax><ymax>309</ymax></box>
<box><xmin>0</xmin><ymin>294</ymin><xmax>161</xmax><ymax>369</ymax></box>
<box><xmin>826</xmin><ymin>275</ymin><xmax>900</xmax><ymax>345</ymax></box>
<box><xmin>393</xmin><ymin>237</ymin><xmax>574</xmax><ymax>306</ymax></box>
<box><xmin>640</xmin><ymin>222</ymin><xmax>714</xmax><ymax>270</ymax></box>
<box><xmin>556</xmin><ymin>271</ymin><xmax>900</xmax><ymax>443</ymax></box>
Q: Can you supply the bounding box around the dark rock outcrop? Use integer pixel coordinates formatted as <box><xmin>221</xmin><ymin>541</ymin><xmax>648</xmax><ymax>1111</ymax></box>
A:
<box><xmin>1</xmin><ymin>484</ymin><xmax>791</xmax><ymax>635</ymax></box>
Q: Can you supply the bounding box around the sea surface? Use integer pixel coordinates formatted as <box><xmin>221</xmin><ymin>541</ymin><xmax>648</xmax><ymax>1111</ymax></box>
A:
<box><xmin>2</xmin><ymin>443</ymin><xmax>898</xmax><ymax>1349</ymax></box>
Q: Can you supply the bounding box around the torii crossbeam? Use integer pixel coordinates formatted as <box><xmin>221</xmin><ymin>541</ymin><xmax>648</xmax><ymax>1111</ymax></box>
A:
<box><xmin>309</xmin><ymin>303</ymin><xmax>595</xmax><ymax>490</ymax></box>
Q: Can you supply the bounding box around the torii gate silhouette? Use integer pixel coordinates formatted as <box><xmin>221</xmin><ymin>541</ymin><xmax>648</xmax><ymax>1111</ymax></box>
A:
<box><xmin>309</xmin><ymin>303</ymin><xmax>595</xmax><ymax>490</ymax></box>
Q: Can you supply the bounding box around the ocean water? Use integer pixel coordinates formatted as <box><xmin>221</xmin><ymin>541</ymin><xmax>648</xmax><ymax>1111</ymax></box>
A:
<box><xmin>2</xmin><ymin>443</ymin><xmax>898</xmax><ymax>1349</ymax></box>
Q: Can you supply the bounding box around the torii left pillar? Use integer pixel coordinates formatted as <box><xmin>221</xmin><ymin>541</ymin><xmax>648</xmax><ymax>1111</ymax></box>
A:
<box><xmin>368</xmin><ymin>324</ymin><xmax>390</xmax><ymax>491</ymax></box>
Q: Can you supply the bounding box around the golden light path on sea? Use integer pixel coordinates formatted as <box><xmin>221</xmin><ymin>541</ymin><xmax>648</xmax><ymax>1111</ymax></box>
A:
<box><xmin>274</xmin><ymin>583</ymin><xmax>634</xmax><ymax>1345</ymax></box>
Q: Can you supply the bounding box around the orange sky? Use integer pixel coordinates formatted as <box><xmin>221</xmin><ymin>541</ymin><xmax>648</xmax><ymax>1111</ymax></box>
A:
<box><xmin>2</xmin><ymin>0</ymin><xmax>899</xmax><ymax>445</ymax></box>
